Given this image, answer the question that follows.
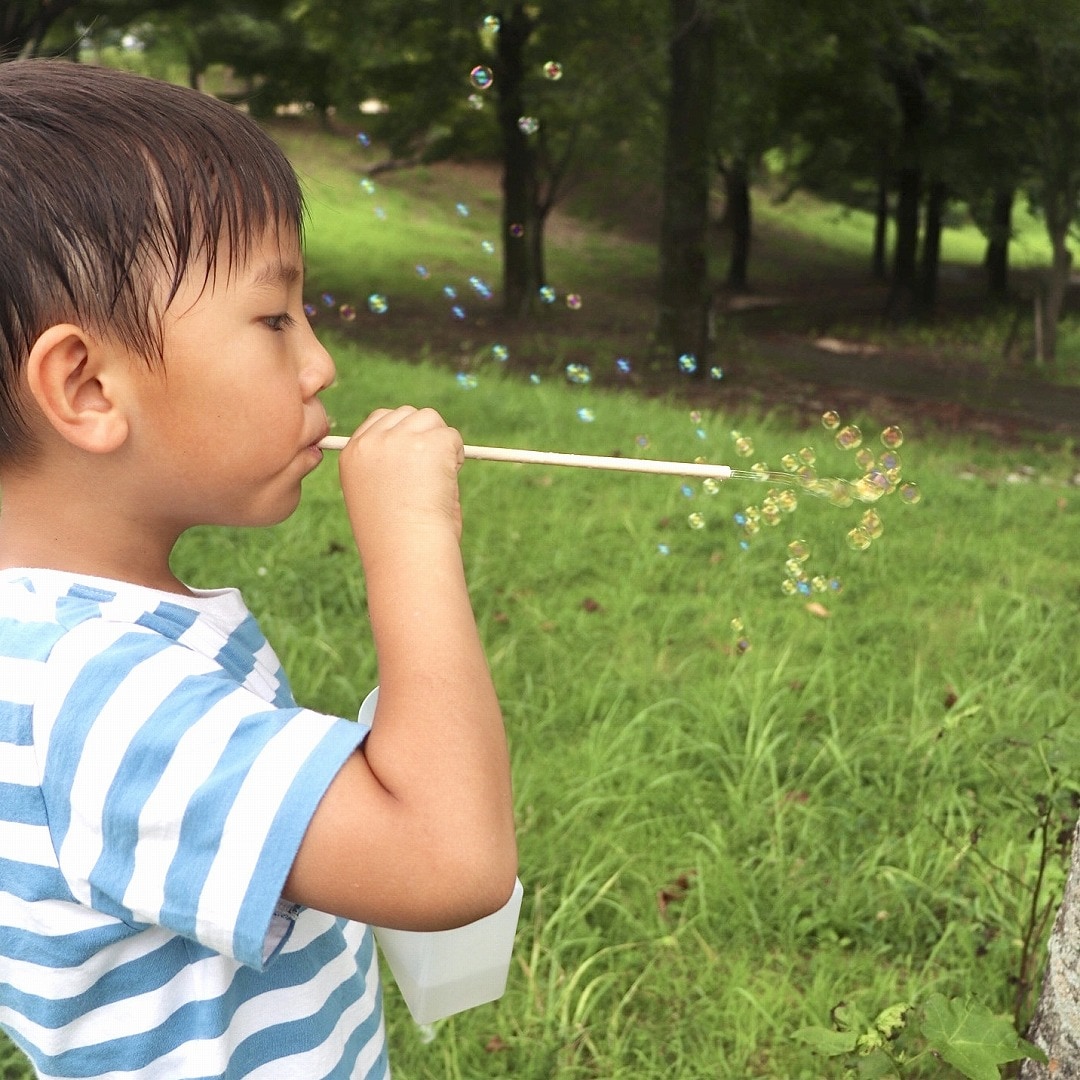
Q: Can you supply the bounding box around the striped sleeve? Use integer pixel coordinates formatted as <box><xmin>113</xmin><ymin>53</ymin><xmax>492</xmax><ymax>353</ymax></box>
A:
<box><xmin>36</xmin><ymin>618</ymin><xmax>367</xmax><ymax>970</ymax></box>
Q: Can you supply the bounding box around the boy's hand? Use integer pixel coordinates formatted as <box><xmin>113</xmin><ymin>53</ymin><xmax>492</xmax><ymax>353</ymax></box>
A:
<box><xmin>337</xmin><ymin>406</ymin><xmax>465</xmax><ymax>543</ymax></box>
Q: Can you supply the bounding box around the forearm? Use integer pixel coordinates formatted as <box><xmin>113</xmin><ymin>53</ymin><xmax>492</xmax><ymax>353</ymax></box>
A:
<box><xmin>358</xmin><ymin>521</ymin><xmax>516</xmax><ymax>888</ymax></box>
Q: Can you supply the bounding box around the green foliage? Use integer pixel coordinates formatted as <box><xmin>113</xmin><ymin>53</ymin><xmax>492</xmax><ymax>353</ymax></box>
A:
<box><xmin>797</xmin><ymin>994</ymin><xmax>1048</xmax><ymax>1078</ymax></box>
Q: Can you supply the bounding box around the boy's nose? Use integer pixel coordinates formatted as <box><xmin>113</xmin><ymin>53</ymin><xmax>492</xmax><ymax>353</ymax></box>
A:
<box><xmin>302</xmin><ymin>335</ymin><xmax>336</xmax><ymax>396</ymax></box>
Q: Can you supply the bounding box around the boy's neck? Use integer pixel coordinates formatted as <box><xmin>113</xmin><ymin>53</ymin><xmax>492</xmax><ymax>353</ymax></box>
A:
<box><xmin>0</xmin><ymin>469</ymin><xmax>190</xmax><ymax>596</ymax></box>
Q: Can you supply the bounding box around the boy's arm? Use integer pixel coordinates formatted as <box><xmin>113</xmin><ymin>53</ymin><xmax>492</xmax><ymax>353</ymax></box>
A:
<box><xmin>282</xmin><ymin>407</ymin><xmax>517</xmax><ymax>931</ymax></box>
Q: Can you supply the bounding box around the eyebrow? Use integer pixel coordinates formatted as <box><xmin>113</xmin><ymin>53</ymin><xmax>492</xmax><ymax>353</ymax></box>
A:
<box><xmin>249</xmin><ymin>260</ymin><xmax>303</xmax><ymax>291</ymax></box>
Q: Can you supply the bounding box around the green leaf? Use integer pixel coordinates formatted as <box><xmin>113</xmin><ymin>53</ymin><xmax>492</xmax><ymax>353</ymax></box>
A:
<box><xmin>793</xmin><ymin>1025</ymin><xmax>860</xmax><ymax>1056</ymax></box>
<box><xmin>920</xmin><ymin>994</ymin><xmax>1036</xmax><ymax>1080</ymax></box>
<box><xmin>874</xmin><ymin>1002</ymin><xmax>912</xmax><ymax>1039</ymax></box>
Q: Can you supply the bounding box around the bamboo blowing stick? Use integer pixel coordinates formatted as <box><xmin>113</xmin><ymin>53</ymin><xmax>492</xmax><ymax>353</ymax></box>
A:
<box><xmin>317</xmin><ymin>435</ymin><xmax>734</xmax><ymax>481</ymax></box>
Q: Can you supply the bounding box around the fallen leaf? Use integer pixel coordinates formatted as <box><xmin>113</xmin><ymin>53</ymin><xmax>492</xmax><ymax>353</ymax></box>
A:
<box><xmin>805</xmin><ymin>601</ymin><xmax>831</xmax><ymax>618</ymax></box>
<box><xmin>657</xmin><ymin>870</ymin><xmax>697</xmax><ymax>918</ymax></box>
<box><xmin>944</xmin><ymin>689</ymin><xmax>959</xmax><ymax>709</ymax></box>
<box><xmin>581</xmin><ymin>597</ymin><xmax>602</xmax><ymax>613</ymax></box>
<box><xmin>484</xmin><ymin>1036</ymin><xmax>509</xmax><ymax>1053</ymax></box>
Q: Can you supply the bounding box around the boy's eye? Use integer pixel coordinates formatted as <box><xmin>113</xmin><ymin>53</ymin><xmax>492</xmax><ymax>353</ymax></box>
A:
<box><xmin>263</xmin><ymin>313</ymin><xmax>296</xmax><ymax>332</ymax></box>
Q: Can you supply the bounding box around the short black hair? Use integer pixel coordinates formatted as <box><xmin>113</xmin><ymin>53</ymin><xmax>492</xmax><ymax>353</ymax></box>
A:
<box><xmin>0</xmin><ymin>60</ymin><xmax>305</xmax><ymax>459</ymax></box>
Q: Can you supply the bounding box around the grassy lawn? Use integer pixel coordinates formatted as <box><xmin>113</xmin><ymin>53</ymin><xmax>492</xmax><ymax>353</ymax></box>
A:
<box><xmin>2</xmin><ymin>123</ymin><xmax>1077</xmax><ymax>1078</ymax></box>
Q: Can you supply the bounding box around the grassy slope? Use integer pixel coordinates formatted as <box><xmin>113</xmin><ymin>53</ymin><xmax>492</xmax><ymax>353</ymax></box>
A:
<box><xmin>2</xmin><ymin>125</ymin><xmax>1077</xmax><ymax>1079</ymax></box>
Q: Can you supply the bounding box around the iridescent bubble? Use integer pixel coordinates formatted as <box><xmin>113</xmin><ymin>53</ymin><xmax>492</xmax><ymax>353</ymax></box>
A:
<box><xmin>321</xmin><ymin>293</ymin><xmax>335</xmax><ymax>307</ymax></box>
<box><xmin>470</xmin><ymin>65</ymin><xmax>493</xmax><ymax>90</ymax></box>
<box><xmin>577</xmin><ymin>407</ymin><xmax>595</xmax><ymax>423</ymax></box>
<box><xmin>539</xmin><ymin>285</ymin><xmax>557</xmax><ymax>304</ymax></box>
<box><xmin>456</xmin><ymin>372</ymin><xmax>478</xmax><ymax>389</ymax></box>
<box><xmin>751</xmin><ymin>462</ymin><xmax>770</xmax><ymax>477</ymax></box>
<box><xmin>881</xmin><ymin>425</ymin><xmax>904</xmax><ymax>449</ymax></box>
<box><xmin>781</xmin><ymin>453</ymin><xmax>799</xmax><ymax>472</ymax></box>
<box><xmin>899</xmin><ymin>481</ymin><xmax>922</xmax><ymax>505</ymax></box>
<box><xmin>509</xmin><ymin>223</ymin><xmax>524</xmax><ymax>238</ymax></box>
<box><xmin>788</xmin><ymin>539</ymin><xmax>810</xmax><ymax>561</ymax></box>
<box><xmin>695</xmin><ymin>428</ymin><xmax>707</xmax><ymax>440</ymax></box>
<box><xmin>456</xmin><ymin>202</ymin><xmax>469</xmax><ymax>217</ymax></box>
<box><xmin>798</xmin><ymin>447</ymin><xmax>817</xmax><ymax>465</ymax></box>
<box><xmin>492</xmin><ymin>343</ymin><xmax>509</xmax><ymax>362</ymax></box>
<box><xmin>688</xmin><ymin>512</ymin><xmax>705</xmax><ymax>530</ymax></box>
<box><xmin>356</xmin><ymin>131</ymin><xmax>371</xmax><ymax>147</ymax></box>
<box><xmin>855</xmin><ymin>447</ymin><xmax>875</xmax><ymax>470</ymax></box>
<box><xmin>529</xmin><ymin>373</ymin><xmax>542</xmax><ymax>385</ymax></box>
<box><xmin>657</xmin><ymin>543</ymin><xmax>671</xmax><ymax>556</ymax></box>
<box><xmin>731</xmin><ymin>617</ymin><xmax>745</xmax><ymax>634</ymax></box>
<box><xmin>777</xmin><ymin>491</ymin><xmax>798</xmax><ymax>513</ymax></box>
<box><xmin>780</xmin><ymin>579</ymin><xmax>798</xmax><ymax>596</ymax></box>
<box><xmin>469</xmin><ymin>276</ymin><xmax>492</xmax><ymax>298</ymax></box>
<box><xmin>733</xmin><ymin>511</ymin><xmax>747</xmax><ymax>526</ymax></box>
<box><xmin>835</xmin><ymin>424</ymin><xmax>863</xmax><ymax>450</ymax></box>
<box><xmin>861</xmin><ymin>510</ymin><xmax>884</xmax><ymax>539</ymax></box>
<box><xmin>468</xmin><ymin>93</ymin><xmax>485</xmax><ymax>110</ymax></box>
<box><xmin>374</xmin><ymin>206</ymin><xmax>387</xmax><ymax>221</ymax></box>
<box><xmin>678</xmin><ymin>353</ymin><xmax>698</xmax><ymax>374</ymax></box>
<box><xmin>616</xmin><ymin>357</ymin><xmax>632</xmax><ymax>374</ymax></box>
<box><xmin>703</xmin><ymin>478</ymin><xmax>721</xmax><ymax>495</ymax></box>
<box><xmin>709</xmin><ymin>365</ymin><xmax>724</xmax><ymax>380</ymax></box>
<box><xmin>451</xmin><ymin>305</ymin><xmax>466</xmax><ymax>320</ymax></box>
<box><xmin>761</xmin><ymin>504</ymin><xmax>782</xmax><ymax>527</ymax></box>
<box><xmin>518</xmin><ymin>116</ymin><xmax>540</xmax><ymax>135</ymax></box>
<box><xmin>338</xmin><ymin>303</ymin><xmax>356</xmax><ymax>322</ymax></box>
<box><xmin>482</xmin><ymin>14</ymin><xmax>500</xmax><ymax>32</ymax></box>
<box><xmin>543</xmin><ymin>60</ymin><xmax>563</xmax><ymax>80</ymax></box>
<box><xmin>481</xmin><ymin>240</ymin><xmax>496</xmax><ymax>254</ymax></box>
<box><xmin>636</xmin><ymin>434</ymin><xmax>650</xmax><ymax>448</ymax></box>
<box><xmin>565</xmin><ymin>362</ymin><xmax>592</xmax><ymax>385</ymax></box>
<box><xmin>811</xmin><ymin>575</ymin><xmax>828</xmax><ymax>593</ymax></box>
<box><xmin>681</xmin><ymin>483</ymin><xmax>694</xmax><ymax>498</ymax></box>
<box><xmin>690</xmin><ymin>410</ymin><xmax>703</xmax><ymax>423</ymax></box>
<box><xmin>566</xmin><ymin>293</ymin><xmax>582</xmax><ymax>310</ymax></box>
<box><xmin>821</xmin><ymin>410</ymin><xmax>841</xmax><ymax>430</ymax></box>
<box><xmin>784</xmin><ymin>558</ymin><xmax>806</xmax><ymax>578</ymax></box>
<box><xmin>303</xmin><ymin>302</ymin><xmax>316</xmax><ymax>318</ymax></box>
<box><xmin>734</xmin><ymin>437</ymin><xmax>754</xmax><ymax>458</ymax></box>
<box><xmin>742</xmin><ymin>519</ymin><xmax>761</xmax><ymax>538</ymax></box>
<box><xmin>415</xmin><ymin>264</ymin><xmax>430</xmax><ymax>279</ymax></box>
<box><xmin>359</xmin><ymin>177</ymin><xmax>376</xmax><ymax>195</ymax></box>
<box><xmin>829</xmin><ymin>577</ymin><xmax>843</xmax><ymax>593</ymax></box>
<box><xmin>827</xmin><ymin>480</ymin><xmax>855</xmax><ymax>508</ymax></box>
<box><xmin>796</xmin><ymin>465</ymin><xmax>817</xmax><ymax>484</ymax></box>
<box><xmin>367</xmin><ymin>293</ymin><xmax>388</xmax><ymax>315</ymax></box>
<box><xmin>443</xmin><ymin>285</ymin><xmax>458</xmax><ymax>300</ymax></box>
<box><xmin>879</xmin><ymin>450</ymin><xmax>901</xmax><ymax>472</ymax></box>
<box><xmin>846</xmin><ymin>527</ymin><xmax>873</xmax><ymax>551</ymax></box>
<box><xmin>743</xmin><ymin>505</ymin><xmax>761</xmax><ymax>522</ymax></box>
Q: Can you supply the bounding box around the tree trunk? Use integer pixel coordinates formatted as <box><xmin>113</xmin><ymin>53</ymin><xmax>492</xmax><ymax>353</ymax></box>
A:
<box><xmin>1020</xmin><ymin>820</ymin><xmax>1080</xmax><ymax>1078</ymax></box>
<box><xmin>872</xmin><ymin>166</ymin><xmax>889</xmax><ymax>281</ymax></box>
<box><xmin>1040</xmin><ymin>191</ymin><xmax>1073</xmax><ymax>365</ymax></box>
<box><xmin>495</xmin><ymin>4</ymin><xmax>539</xmax><ymax>317</ymax></box>
<box><xmin>725</xmin><ymin>156</ymin><xmax>752</xmax><ymax>292</ymax></box>
<box><xmin>916</xmin><ymin>178</ymin><xmax>946</xmax><ymax>315</ymax></box>
<box><xmin>655</xmin><ymin>0</ymin><xmax>717</xmax><ymax>370</ymax></box>
<box><xmin>986</xmin><ymin>188</ymin><xmax>1013</xmax><ymax>300</ymax></box>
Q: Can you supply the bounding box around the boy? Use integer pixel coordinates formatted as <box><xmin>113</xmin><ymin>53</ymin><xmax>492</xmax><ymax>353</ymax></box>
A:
<box><xmin>0</xmin><ymin>59</ymin><xmax>517</xmax><ymax>1078</ymax></box>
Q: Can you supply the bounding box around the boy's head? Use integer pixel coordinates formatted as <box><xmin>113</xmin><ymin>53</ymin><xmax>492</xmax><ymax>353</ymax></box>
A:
<box><xmin>0</xmin><ymin>60</ymin><xmax>305</xmax><ymax>462</ymax></box>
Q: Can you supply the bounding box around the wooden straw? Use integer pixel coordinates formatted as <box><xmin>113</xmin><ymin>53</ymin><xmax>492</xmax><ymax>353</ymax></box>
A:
<box><xmin>318</xmin><ymin>435</ymin><xmax>734</xmax><ymax>481</ymax></box>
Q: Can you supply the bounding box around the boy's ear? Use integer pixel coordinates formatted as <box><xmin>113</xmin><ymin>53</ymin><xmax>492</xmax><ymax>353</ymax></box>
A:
<box><xmin>24</xmin><ymin>324</ymin><xmax>131</xmax><ymax>454</ymax></box>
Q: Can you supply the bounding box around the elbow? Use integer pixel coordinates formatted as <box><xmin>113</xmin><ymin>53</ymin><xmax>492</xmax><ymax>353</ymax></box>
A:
<box><xmin>446</xmin><ymin>836</ymin><xmax>519</xmax><ymax>928</ymax></box>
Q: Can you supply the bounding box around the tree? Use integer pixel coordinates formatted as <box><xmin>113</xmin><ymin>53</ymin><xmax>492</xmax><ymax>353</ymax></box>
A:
<box><xmin>1</xmin><ymin>0</ymin><xmax>81</xmax><ymax>59</ymax></box>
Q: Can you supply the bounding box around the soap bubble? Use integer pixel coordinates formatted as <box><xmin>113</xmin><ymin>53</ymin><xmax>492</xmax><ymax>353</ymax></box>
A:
<box><xmin>703</xmin><ymin>478</ymin><xmax>721</xmax><ymax>495</ymax></box>
<box><xmin>492</xmin><ymin>343</ymin><xmax>509</xmax><ymax>362</ymax></box>
<box><xmin>879</xmin><ymin>450</ymin><xmax>901</xmax><ymax>472</ymax></box>
<box><xmin>468</xmin><ymin>93</ymin><xmax>485</xmax><ymax>110</ymax></box>
<box><xmin>470</xmin><ymin>65</ymin><xmax>493</xmax><ymax>90</ymax></box>
<box><xmin>688</xmin><ymin>512</ymin><xmax>705</xmax><ymax>530</ymax></box>
<box><xmin>788</xmin><ymin>539</ymin><xmax>810</xmax><ymax>561</ymax></box>
<box><xmin>731</xmin><ymin>617</ymin><xmax>745</xmax><ymax>634</ymax></box>
<box><xmin>443</xmin><ymin>285</ymin><xmax>457</xmax><ymax>300</ymax></box>
<box><xmin>373</xmin><ymin>206</ymin><xmax>387</xmax><ymax>221</ymax></box>
<box><xmin>616</xmin><ymin>357</ymin><xmax>632</xmax><ymax>374</ymax></box>
<box><xmin>881</xmin><ymin>425</ymin><xmax>904</xmax><ymax>448</ymax></box>
<box><xmin>777</xmin><ymin>491</ymin><xmax>798</xmax><ymax>513</ymax></box>
<box><xmin>781</xmin><ymin>453</ymin><xmax>799</xmax><ymax>472</ymax></box>
<box><xmin>695</xmin><ymin>427</ymin><xmax>707</xmax><ymax>440</ymax></box>
<box><xmin>690</xmin><ymin>410</ymin><xmax>703</xmax><ymax>423</ymax></box>
<box><xmin>359</xmin><ymin>177</ymin><xmax>376</xmax><ymax>194</ymax></box>
<box><xmin>509</xmin><ymin>223</ymin><xmax>524</xmax><ymax>238</ymax></box>
<box><xmin>899</xmin><ymin>482</ymin><xmax>922</xmax><ymax>505</ymax></box>
<box><xmin>636</xmin><ymin>434</ymin><xmax>650</xmax><ymax>448</ymax></box>
<box><xmin>456</xmin><ymin>372</ymin><xmax>478</xmax><ymax>389</ymax></box>
<box><xmin>751</xmin><ymin>462</ymin><xmax>770</xmax><ymax>477</ymax></box>
<box><xmin>539</xmin><ymin>285</ymin><xmax>557</xmax><ymax>303</ymax></box>
<box><xmin>734</xmin><ymin>436</ymin><xmax>754</xmax><ymax>457</ymax></box>
<box><xmin>482</xmin><ymin>14</ymin><xmax>500</xmax><ymax>32</ymax></box>
<box><xmin>529</xmin><ymin>373</ymin><xmax>542</xmax><ymax>385</ymax></box>
<box><xmin>577</xmin><ymin>407</ymin><xmax>595</xmax><ymax>423</ymax></box>
<box><xmin>456</xmin><ymin>202</ymin><xmax>470</xmax><ymax>216</ymax></box>
<box><xmin>321</xmin><ymin>293</ymin><xmax>335</xmax><ymax>307</ymax></box>
<box><xmin>450</xmin><ymin>305</ymin><xmax>466</xmax><ymax>320</ymax></box>
<box><xmin>860</xmin><ymin>509</ymin><xmax>884</xmax><ymax>538</ymax></box>
<box><xmin>811</xmin><ymin>575</ymin><xmax>828</xmax><ymax>593</ymax></box>
<box><xmin>415</xmin><ymin>264</ymin><xmax>430</xmax><ymax>279</ymax></box>
<box><xmin>835</xmin><ymin>424</ymin><xmax>863</xmax><ymax>450</ymax></box>
<box><xmin>481</xmin><ymin>240</ymin><xmax>495</xmax><ymax>255</ymax></box>
<box><xmin>709</xmin><ymin>365</ymin><xmax>724</xmax><ymax>380</ymax></box>
<box><xmin>303</xmin><ymin>303</ymin><xmax>316</xmax><ymax>318</ymax></box>
<box><xmin>678</xmin><ymin>353</ymin><xmax>697</xmax><ymax>374</ymax></box>
<box><xmin>518</xmin><ymin>116</ymin><xmax>540</xmax><ymax>135</ymax></box>
<box><xmin>780</xmin><ymin>579</ymin><xmax>798</xmax><ymax>596</ymax></box>
<box><xmin>784</xmin><ymin>558</ymin><xmax>806</xmax><ymax>578</ymax></box>
<box><xmin>798</xmin><ymin>447</ymin><xmax>816</xmax><ymax>465</ymax></box>
<box><xmin>356</xmin><ymin>131</ymin><xmax>371</xmax><ymax>147</ymax></box>
<box><xmin>829</xmin><ymin>577</ymin><xmax>843</xmax><ymax>593</ymax></box>
<box><xmin>367</xmin><ymin>293</ymin><xmax>388</xmax><ymax>315</ymax></box>
<box><xmin>761</xmin><ymin>504</ymin><xmax>782</xmax><ymax>526</ymax></box>
<box><xmin>565</xmin><ymin>362</ymin><xmax>591</xmax><ymax>385</ymax></box>
<box><xmin>543</xmin><ymin>60</ymin><xmax>564</xmax><ymax>80</ymax></box>
<box><xmin>338</xmin><ymin>303</ymin><xmax>356</xmax><ymax>322</ymax></box>
<box><xmin>566</xmin><ymin>293</ymin><xmax>583</xmax><ymax>310</ymax></box>
<box><xmin>821</xmin><ymin>410</ymin><xmax>841</xmax><ymax>430</ymax></box>
<box><xmin>657</xmin><ymin>543</ymin><xmax>671</xmax><ymax>556</ymax></box>
<box><xmin>846</xmin><ymin>526</ymin><xmax>872</xmax><ymax>551</ymax></box>
<box><xmin>855</xmin><ymin>447</ymin><xmax>875</xmax><ymax>470</ymax></box>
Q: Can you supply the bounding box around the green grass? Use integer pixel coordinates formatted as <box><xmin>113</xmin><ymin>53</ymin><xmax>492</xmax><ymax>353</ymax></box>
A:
<box><xmin>3</xmin><ymin>125</ymin><xmax>1078</xmax><ymax>1078</ymax></box>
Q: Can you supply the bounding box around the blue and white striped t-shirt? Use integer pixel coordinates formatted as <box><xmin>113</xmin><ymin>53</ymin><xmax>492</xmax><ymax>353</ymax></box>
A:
<box><xmin>0</xmin><ymin>569</ymin><xmax>390</xmax><ymax>1079</ymax></box>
